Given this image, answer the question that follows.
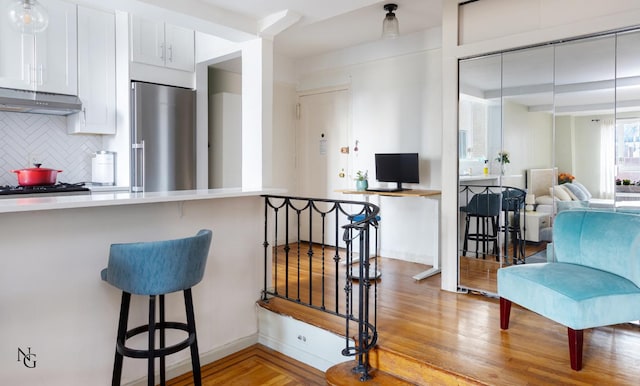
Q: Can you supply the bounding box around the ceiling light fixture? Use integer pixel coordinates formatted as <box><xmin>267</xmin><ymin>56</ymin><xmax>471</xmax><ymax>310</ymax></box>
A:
<box><xmin>382</xmin><ymin>3</ymin><xmax>399</xmax><ymax>39</ymax></box>
<box><xmin>7</xmin><ymin>0</ymin><xmax>48</xmax><ymax>34</ymax></box>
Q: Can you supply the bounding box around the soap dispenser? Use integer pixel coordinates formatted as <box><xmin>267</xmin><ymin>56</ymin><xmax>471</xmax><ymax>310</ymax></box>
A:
<box><xmin>483</xmin><ymin>160</ymin><xmax>489</xmax><ymax>176</ymax></box>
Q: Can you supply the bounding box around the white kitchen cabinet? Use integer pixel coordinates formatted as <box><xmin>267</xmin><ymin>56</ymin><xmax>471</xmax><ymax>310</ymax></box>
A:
<box><xmin>0</xmin><ymin>0</ymin><xmax>77</xmax><ymax>95</ymax></box>
<box><xmin>130</xmin><ymin>15</ymin><xmax>194</xmax><ymax>72</ymax></box>
<box><xmin>68</xmin><ymin>6</ymin><xmax>116</xmax><ymax>134</ymax></box>
<box><xmin>164</xmin><ymin>24</ymin><xmax>195</xmax><ymax>71</ymax></box>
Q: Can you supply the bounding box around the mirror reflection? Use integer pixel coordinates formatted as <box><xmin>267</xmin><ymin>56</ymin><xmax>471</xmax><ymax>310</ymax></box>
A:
<box><xmin>458</xmin><ymin>29</ymin><xmax>640</xmax><ymax>294</ymax></box>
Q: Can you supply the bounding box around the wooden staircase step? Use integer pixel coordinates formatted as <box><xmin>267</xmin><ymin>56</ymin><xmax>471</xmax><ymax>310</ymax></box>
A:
<box><xmin>369</xmin><ymin>347</ymin><xmax>488</xmax><ymax>386</ymax></box>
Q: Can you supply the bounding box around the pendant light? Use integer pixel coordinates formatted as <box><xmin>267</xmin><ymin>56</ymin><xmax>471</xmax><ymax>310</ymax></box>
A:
<box><xmin>7</xmin><ymin>0</ymin><xmax>49</xmax><ymax>34</ymax></box>
<box><xmin>382</xmin><ymin>3</ymin><xmax>399</xmax><ymax>39</ymax></box>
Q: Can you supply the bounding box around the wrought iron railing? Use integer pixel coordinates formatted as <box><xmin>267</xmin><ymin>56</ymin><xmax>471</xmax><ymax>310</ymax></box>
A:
<box><xmin>261</xmin><ymin>194</ymin><xmax>380</xmax><ymax>381</ymax></box>
<box><xmin>459</xmin><ymin>185</ymin><xmax>527</xmax><ymax>265</ymax></box>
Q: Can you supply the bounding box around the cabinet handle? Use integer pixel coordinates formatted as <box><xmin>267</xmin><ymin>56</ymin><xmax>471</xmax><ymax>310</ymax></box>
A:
<box><xmin>26</xmin><ymin>64</ymin><xmax>33</xmax><ymax>85</ymax></box>
<box><xmin>38</xmin><ymin>64</ymin><xmax>44</xmax><ymax>86</ymax></box>
<box><xmin>160</xmin><ymin>43</ymin><xmax>165</xmax><ymax>61</ymax></box>
<box><xmin>28</xmin><ymin>64</ymin><xmax>39</xmax><ymax>86</ymax></box>
<box><xmin>168</xmin><ymin>45</ymin><xmax>173</xmax><ymax>62</ymax></box>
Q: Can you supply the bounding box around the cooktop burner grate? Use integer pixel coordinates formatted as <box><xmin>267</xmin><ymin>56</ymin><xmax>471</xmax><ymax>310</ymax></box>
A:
<box><xmin>0</xmin><ymin>182</ymin><xmax>91</xmax><ymax>196</ymax></box>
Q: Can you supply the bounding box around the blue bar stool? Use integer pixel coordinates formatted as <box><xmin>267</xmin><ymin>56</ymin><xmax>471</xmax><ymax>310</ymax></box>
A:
<box><xmin>461</xmin><ymin>193</ymin><xmax>501</xmax><ymax>259</ymax></box>
<box><xmin>100</xmin><ymin>229</ymin><xmax>212</xmax><ymax>386</ymax></box>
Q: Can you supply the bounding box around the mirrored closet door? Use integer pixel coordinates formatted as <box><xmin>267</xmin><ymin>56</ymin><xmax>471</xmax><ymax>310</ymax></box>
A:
<box><xmin>458</xmin><ymin>29</ymin><xmax>640</xmax><ymax>294</ymax></box>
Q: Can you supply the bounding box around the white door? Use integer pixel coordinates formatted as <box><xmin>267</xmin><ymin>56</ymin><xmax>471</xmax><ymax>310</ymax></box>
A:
<box><xmin>297</xmin><ymin>89</ymin><xmax>351</xmax><ymax>246</ymax></box>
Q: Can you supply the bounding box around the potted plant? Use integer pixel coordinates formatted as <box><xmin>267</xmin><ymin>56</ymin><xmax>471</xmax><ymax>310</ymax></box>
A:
<box><xmin>558</xmin><ymin>172</ymin><xmax>575</xmax><ymax>184</ymax></box>
<box><xmin>495</xmin><ymin>151</ymin><xmax>510</xmax><ymax>175</ymax></box>
<box><xmin>355</xmin><ymin>170</ymin><xmax>368</xmax><ymax>191</ymax></box>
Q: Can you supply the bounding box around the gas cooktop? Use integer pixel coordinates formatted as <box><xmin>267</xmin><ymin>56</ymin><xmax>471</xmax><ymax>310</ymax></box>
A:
<box><xmin>0</xmin><ymin>182</ymin><xmax>91</xmax><ymax>197</ymax></box>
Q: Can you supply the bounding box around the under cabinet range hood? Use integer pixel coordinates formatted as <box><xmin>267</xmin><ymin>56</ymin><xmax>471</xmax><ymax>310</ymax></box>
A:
<box><xmin>0</xmin><ymin>88</ymin><xmax>82</xmax><ymax>116</ymax></box>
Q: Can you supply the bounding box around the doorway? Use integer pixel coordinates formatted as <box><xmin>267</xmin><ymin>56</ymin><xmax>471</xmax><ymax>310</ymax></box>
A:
<box><xmin>296</xmin><ymin>88</ymin><xmax>351</xmax><ymax>246</ymax></box>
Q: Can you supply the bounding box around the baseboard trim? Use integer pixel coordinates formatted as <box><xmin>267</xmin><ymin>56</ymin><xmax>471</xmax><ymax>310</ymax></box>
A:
<box><xmin>123</xmin><ymin>334</ymin><xmax>259</xmax><ymax>386</ymax></box>
<box><xmin>257</xmin><ymin>306</ymin><xmax>351</xmax><ymax>372</ymax></box>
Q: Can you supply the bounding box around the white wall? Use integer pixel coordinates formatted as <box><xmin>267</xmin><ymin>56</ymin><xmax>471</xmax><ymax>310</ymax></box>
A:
<box><xmin>292</xmin><ymin>30</ymin><xmax>443</xmax><ymax>266</ymax></box>
<box><xmin>0</xmin><ymin>197</ymin><xmax>263</xmax><ymax>385</ymax></box>
<box><xmin>503</xmin><ymin>100</ymin><xmax>553</xmax><ymax>188</ymax></box>
<box><xmin>271</xmin><ymin>81</ymin><xmax>297</xmax><ymax>192</ymax></box>
<box><xmin>209</xmin><ymin>92</ymin><xmax>242</xmax><ymax>188</ymax></box>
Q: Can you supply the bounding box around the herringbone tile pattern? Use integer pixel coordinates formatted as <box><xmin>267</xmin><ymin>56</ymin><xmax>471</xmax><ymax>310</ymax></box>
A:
<box><xmin>0</xmin><ymin>111</ymin><xmax>102</xmax><ymax>186</ymax></box>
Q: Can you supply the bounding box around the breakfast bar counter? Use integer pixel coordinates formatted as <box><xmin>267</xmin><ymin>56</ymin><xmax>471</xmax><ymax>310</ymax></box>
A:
<box><xmin>0</xmin><ymin>189</ymin><xmax>281</xmax><ymax>385</ymax></box>
<box><xmin>0</xmin><ymin>188</ymin><xmax>284</xmax><ymax>213</ymax></box>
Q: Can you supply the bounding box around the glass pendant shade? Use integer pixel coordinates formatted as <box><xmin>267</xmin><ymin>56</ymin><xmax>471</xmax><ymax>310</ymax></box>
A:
<box><xmin>381</xmin><ymin>4</ymin><xmax>399</xmax><ymax>39</ymax></box>
<box><xmin>8</xmin><ymin>0</ymin><xmax>48</xmax><ymax>34</ymax></box>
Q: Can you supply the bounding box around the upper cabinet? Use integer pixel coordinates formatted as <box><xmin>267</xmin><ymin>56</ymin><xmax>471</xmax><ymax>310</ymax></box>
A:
<box><xmin>130</xmin><ymin>15</ymin><xmax>194</xmax><ymax>72</ymax></box>
<box><xmin>0</xmin><ymin>0</ymin><xmax>77</xmax><ymax>95</ymax></box>
<box><xmin>68</xmin><ymin>6</ymin><xmax>116</xmax><ymax>135</ymax></box>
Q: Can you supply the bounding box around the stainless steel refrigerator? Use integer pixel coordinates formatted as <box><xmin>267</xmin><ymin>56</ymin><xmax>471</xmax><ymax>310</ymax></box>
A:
<box><xmin>130</xmin><ymin>81</ymin><xmax>196</xmax><ymax>192</ymax></box>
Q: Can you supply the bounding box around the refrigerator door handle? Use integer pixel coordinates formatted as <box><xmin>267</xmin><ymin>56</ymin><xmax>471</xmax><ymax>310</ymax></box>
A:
<box><xmin>132</xmin><ymin>140</ymin><xmax>145</xmax><ymax>192</ymax></box>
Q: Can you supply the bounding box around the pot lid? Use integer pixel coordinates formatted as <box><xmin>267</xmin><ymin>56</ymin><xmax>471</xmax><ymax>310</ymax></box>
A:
<box><xmin>12</xmin><ymin>164</ymin><xmax>62</xmax><ymax>173</ymax></box>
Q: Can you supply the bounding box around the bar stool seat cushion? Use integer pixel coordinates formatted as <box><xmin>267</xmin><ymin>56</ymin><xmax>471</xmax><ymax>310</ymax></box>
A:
<box><xmin>101</xmin><ymin>229</ymin><xmax>212</xmax><ymax>295</ymax></box>
<box><xmin>349</xmin><ymin>214</ymin><xmax>381</xmax><ymax>223</ymax></box>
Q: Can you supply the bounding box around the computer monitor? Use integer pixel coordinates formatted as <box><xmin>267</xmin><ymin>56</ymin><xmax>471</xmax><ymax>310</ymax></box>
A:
<box><xmin>373</xmin><ymin>153</ymin><xmax>419</xmax><ymax>191</ymax></box>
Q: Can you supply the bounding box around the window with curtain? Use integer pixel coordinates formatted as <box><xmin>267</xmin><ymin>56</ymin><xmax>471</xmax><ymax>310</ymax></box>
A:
<box><xmin>599</xmin><ymin>119</ymin><xmax>615</xmax><ymax>199</ymax></box>
<box><xmin>614</xmin><ymin>118</ymin><xmax>640</xmax><ymax>194</ymax></box>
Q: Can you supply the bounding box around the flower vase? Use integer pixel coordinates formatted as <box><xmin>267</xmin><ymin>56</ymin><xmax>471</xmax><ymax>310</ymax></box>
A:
<box><xmin>356</xmin><ymin>180</ymin><xmax>368</xmax><ymax>191</ymax></box>
<box><xmin>501</xmin><ymin>163</ymin><xmax>507</xmax><ymax>176</ymax></box>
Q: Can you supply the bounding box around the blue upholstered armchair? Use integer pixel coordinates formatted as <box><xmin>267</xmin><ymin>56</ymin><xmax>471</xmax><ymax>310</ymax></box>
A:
<box><xmin>498</xmin><ymin>210</ymin><xmax>640</xmax><ymax>370</ymax></box>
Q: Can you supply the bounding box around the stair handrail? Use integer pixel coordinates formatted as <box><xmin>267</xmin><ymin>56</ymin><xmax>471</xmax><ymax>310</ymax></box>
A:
<box><xmin>262</xmin><ymin>194</ymin><xmax>380</xmax><ymax>381</ymax></box>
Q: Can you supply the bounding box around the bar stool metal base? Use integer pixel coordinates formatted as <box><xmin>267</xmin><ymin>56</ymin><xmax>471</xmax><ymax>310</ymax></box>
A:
<box><xmin>111</xmin><ymin>289</ymin><xmax>201</xmax><ymax>386</ymax></box>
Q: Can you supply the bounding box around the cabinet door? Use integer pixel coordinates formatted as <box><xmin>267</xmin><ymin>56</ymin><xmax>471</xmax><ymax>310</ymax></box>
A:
<box><xmin>69</xmin><ymin>6</ymin><xmax>115</xmax><ymax>134</ymax></box>
<box><xmin>164</xmin><ymin>24</ymin><xmax>194</xmax><ymax>72</ymax></box>
<box><xmin>130</xmin><ymin>15</ymin><xmax>165</xmax><ymax>68</ymax></box>
<box><xmin>35</xmin><ymin>0</ymin><xmax>77</xmax><ymax>94</ymax></box>
<box><xmin>0</xmin><ymin>0</ymin><xmax>36</xmax><ymax>90</ymax></box>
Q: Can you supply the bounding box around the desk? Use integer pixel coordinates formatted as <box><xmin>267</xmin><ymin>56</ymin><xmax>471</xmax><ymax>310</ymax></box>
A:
<box><xmin>338</xmin><ymin>189</ymin><xmax>442</xmax><ymax>280</ymax></box>
<box><xmin>337</xmin><ymin>189</ymin><xmax>441</xmax><ymax>198</ymax></box>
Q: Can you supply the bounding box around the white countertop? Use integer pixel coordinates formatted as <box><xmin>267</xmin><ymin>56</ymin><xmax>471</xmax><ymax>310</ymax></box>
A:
<box><xmin>459</xmin><ymin>174</ymin><xmax>500</xmax><ymax>182</ymax></box>
<box><xmin>0</xmin><ymin>188</ymin><xmax>286</xmax><ymax>213</ymax></box>
<box><xmin>459</xmin><ymin>174</ymin><xmax>523</xmax><ymax>183</ymax></box>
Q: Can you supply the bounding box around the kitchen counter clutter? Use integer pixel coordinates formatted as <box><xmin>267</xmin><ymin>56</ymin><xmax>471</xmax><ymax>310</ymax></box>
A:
<box><xmin>0</xmin><ymin>188</ymin><xmax>284</xmax><ymax>213</ymax></box>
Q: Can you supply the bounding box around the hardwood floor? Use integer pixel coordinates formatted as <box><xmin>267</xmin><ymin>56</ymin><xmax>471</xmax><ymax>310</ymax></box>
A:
<box><xmin>262</xmin><ymin>243</ymin><xmax>640</xmax><ymax>385</ymax></box>
<box><xmin>459</xmin><ymin>242</ymin><xmax>547</xmax><ymax>293</ymax></box>
<box><xmin>171</xmin><ymin>243</ymin><xmax>640</xmax><ymax>385</ymax></box>
<box><xmin>166</xmin><ymin>344</ymin><xmax>325</xmax><ymax>386</ymax></box>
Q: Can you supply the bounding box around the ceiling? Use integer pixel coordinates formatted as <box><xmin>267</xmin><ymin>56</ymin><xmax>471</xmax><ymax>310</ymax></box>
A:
<box><xmin>460</xmin><ymin>33</ymin><xmax>640</xmax><ymax>116</ymax></box>
<box><xmin>199</xmin><ymin>0</ymin><xmax>443</xmax><ymax>59</ymax></box>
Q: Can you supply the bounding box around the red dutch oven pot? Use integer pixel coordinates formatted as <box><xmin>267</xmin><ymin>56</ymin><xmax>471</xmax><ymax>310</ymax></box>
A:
<box><xmin>12</xmin><ymin>164</ymin><xmax>63</xmax><ymax>186</ymax></box>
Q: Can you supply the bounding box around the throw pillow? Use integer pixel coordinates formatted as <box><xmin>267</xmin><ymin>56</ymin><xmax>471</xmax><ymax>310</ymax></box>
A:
<box><xmin>571</xmin><ymin>181</ymin><xmax>592</xmax><ymax>200</ymax></box>
<box><xmin>564</xmin><ymin>182</ymin><xmax>589</xmax><ymax>201</ymax></box>
<box><xmin>559</xmin><ymin>184</ymin><xmax>579</xmax><ymax>200</ymax></box>
<box><xmin>550</xmin><ymin>186</ymin><xmax>572</xmax><ymax>201</ymax></box>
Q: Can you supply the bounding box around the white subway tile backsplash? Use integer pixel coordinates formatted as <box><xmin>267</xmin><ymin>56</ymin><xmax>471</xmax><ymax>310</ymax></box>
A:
<box><xmin>0</xmin><ymin>111</ymin><xmax>102</xmax><ymax>186</ymax></box>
